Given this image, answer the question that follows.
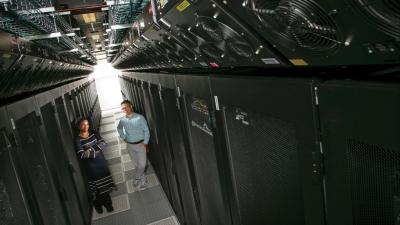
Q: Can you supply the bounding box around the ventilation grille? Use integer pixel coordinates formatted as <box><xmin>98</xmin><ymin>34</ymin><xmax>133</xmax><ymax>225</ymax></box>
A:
<box><xmin>194</xmin><ymin>16</ymin><xmax>254</xmax><ymax>59</ymax></box>
<box><xmin>199</xmin><ymin>43</ymin><xmax>223</xmax><ymax>60</ymax></box>
<box><xmin>0</xmin><ymin>179</ymin><xmax>13</xmax><ymax>225</ymax></box>
<box><xmin>347</xmin><ymin>0</ymin><xmax>400</xmax><ymax>39</ymax></box>
<box><xmin>225</xmin><ymin>107</ymin><xmax>305</xmax><ymax>224</ymax></box>
<box><xmin>248</xmin><ymin>0</ymin><xmax>342</xmax><ymax>54</ymax></box>
<box><xmin>346</xmin><ymin>139</ymin><xmax>400</xmax><ymax>225</ymax></box>
<box><xmin>177</xmin><ymin>28</ymin><xmax>199</xmax><ymax>48</ymax></box>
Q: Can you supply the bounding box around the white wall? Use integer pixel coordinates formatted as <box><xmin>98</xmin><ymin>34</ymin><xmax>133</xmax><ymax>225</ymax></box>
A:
<box><xmin>91</xmin><ymin>60</ymin><xmax>123</xmax><ymax>111</ymax></box>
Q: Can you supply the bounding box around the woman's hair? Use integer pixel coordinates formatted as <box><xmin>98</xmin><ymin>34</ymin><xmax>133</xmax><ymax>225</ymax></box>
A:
<box><xmin>77</xmin><ymin>118</ymin><xmax>89</xmax><ymax>131</ymax></box>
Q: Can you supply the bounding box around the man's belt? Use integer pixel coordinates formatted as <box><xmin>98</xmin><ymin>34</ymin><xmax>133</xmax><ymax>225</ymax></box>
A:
<box><xmin>127</xmin><ymin>139</ymin><xmax>144</xmax><ymax>144</ymax></box>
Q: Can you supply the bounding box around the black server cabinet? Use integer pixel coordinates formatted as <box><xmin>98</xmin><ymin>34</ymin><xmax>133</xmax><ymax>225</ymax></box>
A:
<box><xmin>209</xmin><ymin>76</ymin><xmax>325</xmax><ymax>225</ymax></box>
<box><xmin>133</xmin><ymin>79</ymin><xmax>145</xmax><ymax>115</ymax></box>
<box><xmin>0</xmin><ymin>106</ymin><xmax>37</xmax><ymax>225</ymax></box>
<box><xmin>318</xmin><ymin>80</ymin><xmax>400</xmax><ymax>225</ymax></box>
<box><xmin>36</xmin><ymin>98</ymin><xmax>85</xmax><ymax>225</ymax></box>
<box><xmin>148</xmin><ymin>81</ymin><xmax>173</xmax><ymax>198</ymax></box>
<box><xmin>141</xmin><ymin>80</ymin><xmax>171</xmax><ymax>196</ymax></box>
<box><xmin>159</xmin><ymin>74</ymin><xmax>201</xmax><ymax>225</ymax></box>
<box><xmin>72</xmin><ymin>89</ymin><xmax>82</xmax><ymax>120</ymax></box>
<box><xmin>150</xmin><ymin>78</ymin><xmax>186</xmax><ymax>221</ymax></box>
<box><xmin>80</xmin><ymin>87</ymin><xmax>89</xmax><ymax>118</ymax></box>
<box><xmin>126</xmin><ymin>78</ymin><xmax>135</xmax><ymax>104</ymax></box>
<box><xmin>55</xmin><ymin>96</ymin><xmax>91</xmax><ymax>225</ymax></box>
<box><xmin>77</xmin><ymin>87</ymin><xmax>86</xmax><ymax>118</ymax></box>
<box><xmin>6</xmin><ymin>98</ymin><xmax>70</xmax><ymax>225</ymax></box>
<box><xmin>175</xmin><ymin>75</ymin><xmax>229</xmax><ymax>225</ymax></box>
<box><xmin>64</xmin><ymin>92</ymin><xmax>79</xmax><ymax>135</ymax></box>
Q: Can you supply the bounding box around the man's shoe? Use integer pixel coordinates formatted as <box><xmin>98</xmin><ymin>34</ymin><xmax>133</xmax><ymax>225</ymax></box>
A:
<box><xmin>94</xmin><ymin>206</ymin><xmax>103</xmax><ymax>214</ymax></box>
<box><xmin>133</xmin><ymin>179</ymin><xmax>140</xmax><ymax>187</ymax></box>
<box><xmin>139</xmin><ymin>179</ymin><xmax>148</xmax><ymax>189</ymax></box>
<box><xmin>105</xmin><ymin>205</ymin><xmax>114</xmax><ymax>213</ymax></box>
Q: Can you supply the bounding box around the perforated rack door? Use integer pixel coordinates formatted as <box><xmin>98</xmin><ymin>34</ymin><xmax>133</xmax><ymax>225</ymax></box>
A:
<box><xmin>318</xmin><ymin>80</ymin><xmax>400</xmax><ymax>225</ymax></box>
<box><xmin>210</xmin><ymin>76</ymin><xmax>324</xmax><ymax>225</ymax></box>
<box><xmin>14</xmin><ymin>112</ymin><xmax>69</xmax><ymax>225</ymax></box>
<box><xmin>0</xmin><ymin>107</ymin><xmax>34</xmax><ymax>225</ymax></box>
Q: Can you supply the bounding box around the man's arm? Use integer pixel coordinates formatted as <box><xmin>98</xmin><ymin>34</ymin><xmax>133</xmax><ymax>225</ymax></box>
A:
<box><xmin>117</xmin><ymin>119</ymin><xmax>126</xmax><ymax>141</ymax></box>
<box><xmin>140</xmin><ymin>116</ymin><xmax>150</xmax><ymax>145</ymax></box>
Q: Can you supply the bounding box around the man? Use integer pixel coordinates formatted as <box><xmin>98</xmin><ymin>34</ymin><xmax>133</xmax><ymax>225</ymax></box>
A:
<box><xmin>117</xmin><ymin>100</ymin><xmax>150</xmax><ymax>188</ymax></box>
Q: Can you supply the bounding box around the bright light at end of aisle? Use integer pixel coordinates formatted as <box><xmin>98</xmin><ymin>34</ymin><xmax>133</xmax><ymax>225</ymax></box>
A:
<box><xmin>91</xmin><ymin>60</ymin><xmax>123</xmax><ymax>111</ymax></box>
<box><xmin>90</xmin><ymin>59</ymin><xmax>120</xmax><ymax>79</ymax></box>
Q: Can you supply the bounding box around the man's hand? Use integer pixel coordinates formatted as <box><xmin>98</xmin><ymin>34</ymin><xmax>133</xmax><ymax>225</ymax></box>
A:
<box><xmin>142</xmin><ymin>143</ymin><xmax>149</xmax><ymax>152</ymax></box>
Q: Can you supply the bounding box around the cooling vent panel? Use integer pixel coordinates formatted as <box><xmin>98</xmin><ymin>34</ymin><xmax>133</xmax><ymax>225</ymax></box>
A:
<box><xmin>200</xmin><ymin>43</ymin><xmax>223</xmax><ymax>60</ymax></box>
<box><xmin>177</xmin><ymin>28</ymin><xmax>199</xmax><ymax>48</ymax></box>
<box><xmin>347</xmin><ymin>0</ymin><xmax>400</xmax><ymax>39</ymax></box>
<box><xmin>226</xmin><ymin>40</ymin><xmax>254</xmax><ymax>58</ymax></box>
<box><xmin>193</xmin><ymin>16</ymin><xmax>255</xmax><ymax>58</ymax></box>
<box><xmin>248</xmin><ymin>0</ymin><xmax>342</xmax><ymax>54</ymax></box>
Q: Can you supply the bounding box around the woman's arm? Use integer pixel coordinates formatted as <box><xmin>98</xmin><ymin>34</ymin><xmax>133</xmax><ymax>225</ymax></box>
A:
<box><xmin>94</xmin><ymin>131</ymin><xmax>107</xmax><ymax>149</ymax></box>
<box><xmin>75</xmin><ymin>137</ymin><xmax>95</xmax><ymax>159</ymax></box>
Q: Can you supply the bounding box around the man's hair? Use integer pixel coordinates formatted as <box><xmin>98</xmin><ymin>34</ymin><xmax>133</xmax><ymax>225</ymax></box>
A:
<box><xmin>121</xmin><ymin>100</ymin><xmax>133</xmax><ymax>106</ymax></box>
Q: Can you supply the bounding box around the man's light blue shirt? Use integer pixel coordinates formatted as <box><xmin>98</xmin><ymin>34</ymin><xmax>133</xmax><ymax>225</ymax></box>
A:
<box><xmin>117</xmin><ymin>113</ymin><xmax>150</xmax><ymax>144</ymax></box>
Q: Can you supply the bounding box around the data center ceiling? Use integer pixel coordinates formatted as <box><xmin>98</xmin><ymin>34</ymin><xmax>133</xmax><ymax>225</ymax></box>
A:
<box><xmin>0</xmin><ymin>0</ymin><xmax>150</xmax><ymax>63</ymax></box>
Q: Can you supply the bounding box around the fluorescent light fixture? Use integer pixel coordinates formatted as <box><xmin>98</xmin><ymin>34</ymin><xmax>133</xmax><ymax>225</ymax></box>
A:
<box><xmin>91</xmin><ymin>34</ymin><xmax>100</xmax><ymax>40</ymax></box>
<box><xmin>82</xmin><ymin>13</ymin><xmax>96</xmax><ymax>23</ymax></box>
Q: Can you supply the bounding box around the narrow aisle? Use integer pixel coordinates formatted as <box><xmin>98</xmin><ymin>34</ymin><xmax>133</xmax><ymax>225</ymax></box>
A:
<box><xmin>91</xmin><ymin>109</ymin><xmax>179</xmax><ymax>225</ymax></box>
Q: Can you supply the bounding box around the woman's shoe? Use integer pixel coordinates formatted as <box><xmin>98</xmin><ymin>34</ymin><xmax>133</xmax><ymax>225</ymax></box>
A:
<box><xmin>105</xmin><ymin>205</ymin><xmax>114</xmax><ymax>213</ymax></box>
<box><xmin>94</xmin><ymin>206</ymin><xmax>103</xmax><ymax>214</ymax></box>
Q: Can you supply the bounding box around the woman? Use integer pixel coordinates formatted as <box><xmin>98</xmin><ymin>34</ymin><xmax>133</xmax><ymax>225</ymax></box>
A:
<box><xmin>75</xmin><ymin>118</ymin><xmax>115</xmax><ymax>214</ymax></box>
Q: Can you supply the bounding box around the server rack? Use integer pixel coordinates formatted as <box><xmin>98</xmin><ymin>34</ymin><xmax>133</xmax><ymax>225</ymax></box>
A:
<box><xmin>1</xmin><ymin>78</ymin><xmax>100</xmax><ymax>225</ymax></box>
<box><xmin>317</xmin><ymin>80</ymin><xmax>400</xmax><ymax>225</ymax></box>
<box><xmin>0</xmin><ymin>106</ymin><xmax>38</xmax><ymax>225</ymax></box>
<box><xmin>175</xmin><ymin>75</ymin><xmax>230</xmax><ymax>225</ymax></box>
<box><xmin>209</xmin><ymin>76</ymin><xmax>325</xmax><ymax>225</ymax></box>
<box><xmin>159</xmin><ymin>73</ymin><xmax>201</xmax><ymax>225</ymax></box>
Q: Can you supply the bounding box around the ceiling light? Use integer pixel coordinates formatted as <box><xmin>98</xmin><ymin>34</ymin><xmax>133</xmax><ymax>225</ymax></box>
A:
<box><xmin>82</xmin><ymin>13</ymin><xmax>96</xmax><ymax>23</ymax></box>
<box><xmin>92</xmin><ymin>34</ymin><xmax>100</xmax><ymax>40</ymax></box>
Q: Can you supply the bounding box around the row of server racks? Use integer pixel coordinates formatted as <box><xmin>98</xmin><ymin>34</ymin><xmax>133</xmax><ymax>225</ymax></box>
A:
<box><xmin>0</xmin><ymin>78</ymin><xmax>101</xmax><ymax>225</ymax></box>
<box><xmin>119</xmin><ymin>72</ymin><xmax>400</xmax><ymax>225</ymax></box>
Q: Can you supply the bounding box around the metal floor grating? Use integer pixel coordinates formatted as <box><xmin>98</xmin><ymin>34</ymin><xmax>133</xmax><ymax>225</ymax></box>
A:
<box><xmin>105</xmin><ymin>140</ymin><xmax>119</xmax><ymax>148</ymax></box>
<box><xmin>147</xmin><ymin>216</ymin><xmax>180</xmax><ymax>225</ymax></box>
<box><xmin>102</xmin><ymin>132</ymin><xmax>118</xmax><ymax>140</ymax></box>
<box><xmin>112</xmin><ymin>172</ymin><xmax>125</xmax><ymax>184</ymax></box>
<box><xmin>102</xmin><ymin>124</ymin><xmax>117</xmax><ymax>132</ymax></box>
<box><xmin>122</xmin><ymin>154</ymin><xmax>132</xmax><ymax>162</ymax></box>
<box><xmin>123</xmin><ymin>161</ymin><xmax>136</xmax><ymax>172</ymax></box>
<box><xmin>101</xmin><ymin>121</ymin><xmax>115</xmax><ymax>126</ymax></box>
<box><xmin>104</xmin><ymin>150</ymin><xmax>121</xmax><ymax>160</ymax></box>
<box><xmin>109</xmin><ymin>163</ymin><xmax>123</xmax><ymax>174</ymax></box>
<box><xmin>121</xmin><ymin>148</ymin><xmax>128</xmax><ymax>154</ymax></box>
<box><xmin>101</xmin><ymin>117</ymin><xmax>115</xmax><ymax>124</ymax></box>
<box><xmin>92</xmin><ymin>194</ymin><xmax>130</xmax><ymax>220</ymax></box>
<box><xmin>126</xmin><ymin>174</ymin><xmax>160</xmax><ymax>193</ymax></box>
<box><xmin>104</xmin><ymin>144</ymin><xmax>120</xmax><ymax>152</ymax></box>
